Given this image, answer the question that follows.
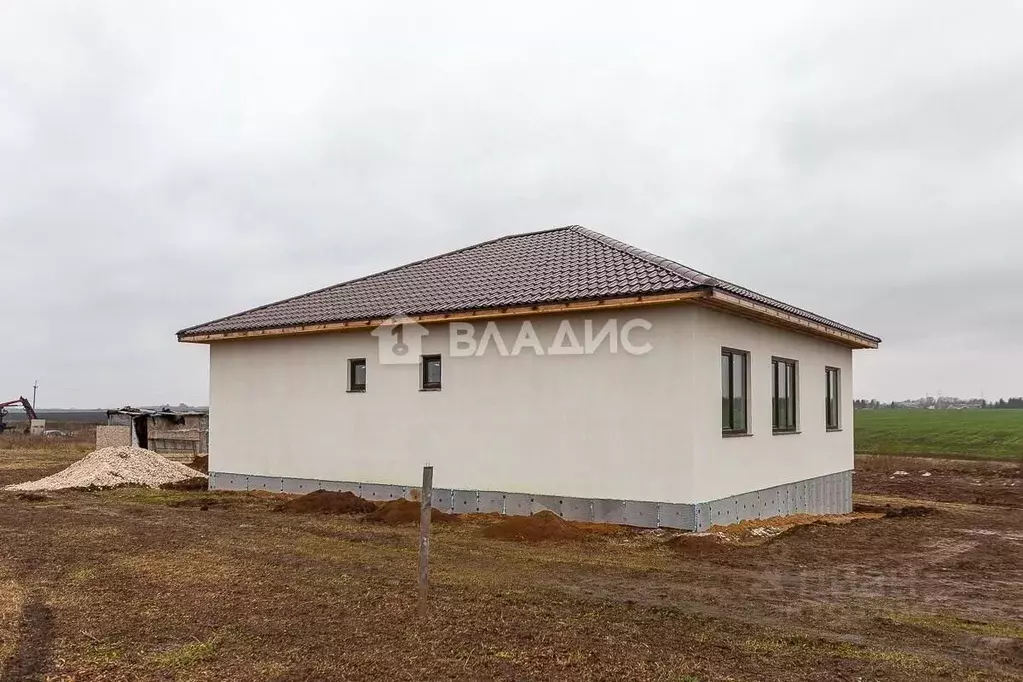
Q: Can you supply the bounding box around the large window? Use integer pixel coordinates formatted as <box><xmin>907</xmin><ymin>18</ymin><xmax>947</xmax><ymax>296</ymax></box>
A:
<box><xmin>421</xmin><ymin>355</ymin><xmax>442</xmax><ymax>390</ymax></box>
<box><xmin>826</xmin><ymin>367</ymin><xmax>841</xmax><ymax>430</ymax></box>
<box><xmin>721</xmin><ymin>348</ymin><xmax>749</xmax><ymax>434</ymax></box>
<box><xmin>772</xmin><ymin>357</ymin><xmax>798</xmax><ymax>433</ymax></box>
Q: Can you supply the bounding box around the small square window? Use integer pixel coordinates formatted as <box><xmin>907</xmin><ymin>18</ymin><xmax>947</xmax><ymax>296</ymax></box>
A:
<box><xmin>421</xmin><ymin>355</ymin><xmax>442</xmax><ymax>390</ymax></box>
<box><xmin>348</xmin><ymin>358</ymin><xmax>366</xmax><ymax>392</ymax></box>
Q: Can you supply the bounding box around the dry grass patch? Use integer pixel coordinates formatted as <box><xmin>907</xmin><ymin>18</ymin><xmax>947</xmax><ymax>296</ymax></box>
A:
<box><xmin>0</xmin><ymin>577</ymin><xmax>24</xmax><ymax>662</ymax></box>
<box><xmin>110</xmin><ymin>549</ymin><xmax>246</xmax><ymax>589</ymax></box>
<box><xmin>883</xmin><ymin>612</ymin><xmax>1023</xmax><ymax>640</ymax></box>
<box><xmin>151</xmin><ymin>636</ymin><xmax>219</xmax><ymax>670</ymax></box>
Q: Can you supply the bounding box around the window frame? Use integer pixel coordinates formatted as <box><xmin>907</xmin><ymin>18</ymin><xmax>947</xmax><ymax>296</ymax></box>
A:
<box><xmin>348</xmin><ymin>358</ymin><xmax>367</xmax><ymax>393</ymax></box>
<box><xmin>825</xmin><ymin>366</ymin><xmax>841</xmax><ymax>431</ymax></box>
<box><xmin>421</xmin><ymin>354</ymin><xmax>442</xmax><ymax>391</ymax></box>
<box><xmin>771</xmin><ymin>356</ymin><xmax>799</xmax><ymax>434</ymax></box>
<box><xmin>721</xmin><ymin>348</ymin><xmax>750</xmax><ymax>436</ymax></box>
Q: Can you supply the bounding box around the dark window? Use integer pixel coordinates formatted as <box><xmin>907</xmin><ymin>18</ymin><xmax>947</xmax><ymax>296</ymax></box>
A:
<box><xmin>348</xmin><ymin>358</ymin><xmax>366</xmax><ymax>392</ymax></box>
<box><xmin>421</xmin><ymin>355</ymin><xmax>442</xmax><ymax>390</ymax></box>
<box><xmin>721</xmin><ymin>348</ymin><xmax>749</xmax><ymax>434</ymax></box>
<box><xmin>772</xmin><ymin>358</ymin><xmax>798</xmax><ymax>432</ymax></box>
<box><xmin>826</xmin><ymin>367</ymin><xmax>840</xmax><ymax>430</ymax></box>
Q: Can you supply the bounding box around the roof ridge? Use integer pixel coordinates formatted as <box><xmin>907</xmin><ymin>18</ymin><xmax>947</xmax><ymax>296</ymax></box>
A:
<box><xmin>566</xmin><ymin>225</ymin><xmax>718</xmax><ymax>286</ymax></box>
<box><xmin>177</xmin><ymin>225</ymin><xmax>576</xmax><ymax>336</ymax></box>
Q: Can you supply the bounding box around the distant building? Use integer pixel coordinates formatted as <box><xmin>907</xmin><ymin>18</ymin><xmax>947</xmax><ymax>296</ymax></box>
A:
<box><xmin>97</xmin><ymin>408</ymin><xmax>209</xmax><ymax>460</ymax></box>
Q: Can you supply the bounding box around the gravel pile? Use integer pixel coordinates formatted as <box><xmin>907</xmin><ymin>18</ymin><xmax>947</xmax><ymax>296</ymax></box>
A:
<box><xmin>4</xmin><ymin>446</ymin><xmax>207</xmax><ymax>492</ymax></box>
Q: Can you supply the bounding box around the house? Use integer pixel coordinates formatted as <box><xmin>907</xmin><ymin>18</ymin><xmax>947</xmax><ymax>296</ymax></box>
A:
<box><xmin>178</xmin><ymin>225</ymin><xmax>879</xmax><ymax>530</ymax></box>
<box><xmin>99</xmin><ymin>407</ymin><xmax>209</xmax><ymax>460</ymax></box>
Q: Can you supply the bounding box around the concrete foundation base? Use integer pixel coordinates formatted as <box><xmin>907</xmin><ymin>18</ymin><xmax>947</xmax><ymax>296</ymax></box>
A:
<box><xmin>210</xmin><ymin>470</ymin><xmax>853</xmax><ymax>532</ymax></box>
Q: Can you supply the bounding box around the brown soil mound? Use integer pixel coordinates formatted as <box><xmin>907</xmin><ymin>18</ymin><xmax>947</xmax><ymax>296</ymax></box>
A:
<box><xmin>188</xmin><ymin>455</ymin><xmax>209</xmax><ymax>474</ymax></box>
<box><xmin>275</xmin><ymin>490</ymin><xmax>377</xmax><ymax>515</ymax></box>
<box><xmin>663</xmin><ymin>534</ymin><xmax>728</xmax><ymax>555</ymax></box>
<box><xmin>482</xmin><ymin>510</ymin><xmax>584</xmax><ymax>542</ymax></box>
<box><xmin>160</xmin><ymin>477</ymin><xmax>209</xmax><ymax>491</ymax></box>
<box><xmin>365</xmin><ymin>498</ymin><xmax>457</xmax><ymax>525</ymax></box>
<box><xmin>853</xmin><ymin>503</ymin><xmax>935</xmax><ymax>518</ymax></box>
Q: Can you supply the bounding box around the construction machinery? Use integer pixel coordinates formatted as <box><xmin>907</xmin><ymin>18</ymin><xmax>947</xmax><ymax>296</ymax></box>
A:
<box><xmin>0</xmin><ymin>397</ymin><xmax>38</xmax><ymax>434</ymax></box>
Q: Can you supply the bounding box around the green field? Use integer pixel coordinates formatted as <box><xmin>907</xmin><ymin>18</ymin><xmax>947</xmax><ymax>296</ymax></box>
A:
<box><xmin>855</xmin><ymin>409</ymin><xmax>1023</xmax><ymax>461</ymax></box>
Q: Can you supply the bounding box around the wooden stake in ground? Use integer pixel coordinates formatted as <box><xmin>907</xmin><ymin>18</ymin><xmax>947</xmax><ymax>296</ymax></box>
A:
<box><xmin>419</xmin><ymin>465</ymin><xmax>433</xmax><ymax>619</ymax></box>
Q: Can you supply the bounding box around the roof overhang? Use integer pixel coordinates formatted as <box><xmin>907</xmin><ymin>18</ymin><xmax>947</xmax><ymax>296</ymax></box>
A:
<box><xmin>176</xmin><ymin>291</ymin><xmax>708</xmax><ymax>343</ymax></box>
<box><xmin>177</xmin><ymin>288</ymin><xmax>879</xmax><ymax>349</ymax></box>
<box><xmin>701</xmin><ymin>290</ymin><xmax>879</xmax><ymax>349</ymax></box>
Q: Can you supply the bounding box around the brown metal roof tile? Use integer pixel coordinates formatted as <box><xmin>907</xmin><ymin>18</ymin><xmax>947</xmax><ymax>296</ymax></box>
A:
<box><xmin>178</xmin><ymin>225</ymin><xmax>879</xmax><ymax>343</ymax></box>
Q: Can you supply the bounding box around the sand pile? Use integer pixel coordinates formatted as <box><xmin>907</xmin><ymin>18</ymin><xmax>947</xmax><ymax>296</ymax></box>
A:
<box><xmin>482</xmin><ymin>510</ymin><xmax>584</xmax><ymax>542</ymax></box>
<box><xmin>365</xmin><ymin>498</ymin><xmax>457</xmax><ymax>525</ymax></box>
<box><xmin>276</xmin><ymin>490</ymin><xmax>377</xmax><ymax>515</ymax></box>
<box><xmin>4</xmin><ymin>446</ymin><xmax>206</xmax><ymax>492</ymax></box>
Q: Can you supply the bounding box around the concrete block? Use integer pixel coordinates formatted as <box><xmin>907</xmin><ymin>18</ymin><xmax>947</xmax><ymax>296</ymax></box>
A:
<box><xmin>529</xmin><ymin>495</ymin><xmax>562</xmax><ymax>516</ymax></box>
<box><xmin>705</xmin><ymin>497</ymin><xmax>739</xmax><ymax>527</ymax></box>
<box><xmin>281</xmin><ymin>477</ymin><xmax>320</xmax><ymax>494</ymax></box>
<box><xmin>657</xmin><ymin>503</ymin><xmax>695</xmax><ymax>531</ymax></box>
<box><xmin>359</xmin><ymin>483</ymin><xmax>405</xmax><ymax>501</ymax></box>
<box><xmin>431</xmin><ymin>488</ymin><xmax>454</xmax><ymax>512</ymax></box>
<box><xmin>560</xmin><ymin>497</ymin><xmax>593</xmax><ymax>522</ymax></box>
<box><xmin>476</xmin><ymin>491</ymin><xmax>505</xmax><ymax>514</ymax></box>
<box><xmin>623</xmin><ymin>500</ymin><xmax>659</xmax><ymax>528</ymax></box>
<box><xmin>248</xmin><ymin>475</ymin><xmax>283</xmax><ymax>492</ymax></box>
<box><xmin>593</xmin><ymin>499</ymin><xmax>625</xmax><ymax>525</ymax></box>
<box><xmin>452</xmin><ymin>490</ymin><xmax>478</xmax><ymax>513</ymax></box>
<box><xmin>209</xmin><ymin>472</ymin><xmax>248</xmax><ymax>491</ymax></box>
<box><xmin>503</xmin><ymin>493</ymin><xmax>531</xmax><ymax>517</ymax></box>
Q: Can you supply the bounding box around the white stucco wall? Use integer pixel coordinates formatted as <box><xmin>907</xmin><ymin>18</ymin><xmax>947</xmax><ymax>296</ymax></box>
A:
<box><xmin>207</xmin><ymin>303</ymin><xmax>856</xmax><ymax>504</ymax></box>
<box><xmin>209</xmin><ymin>307</ymin><xmax>700</xmax><ymax>503</ymax></box>
<box><xmin>688</xmin><ymin>306</ymin><xmax>854</xmax><ymax>502</ymax></box>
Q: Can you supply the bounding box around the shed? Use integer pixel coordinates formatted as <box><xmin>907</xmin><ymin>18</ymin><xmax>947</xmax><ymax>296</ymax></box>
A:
<box><xmin>100</xmin><ymin>408</ymin><xmax>209</xmax><ymax>460</ymax></box>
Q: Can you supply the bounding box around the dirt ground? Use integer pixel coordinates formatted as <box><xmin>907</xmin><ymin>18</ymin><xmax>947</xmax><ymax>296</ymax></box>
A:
<box><xmin>854</xmin><ymin>454</ymin><xmax>1022</xmax><ymax>508</ymax></box>
<box><xmin>0</xmin><ymin>443</ymin><xmax>1020</xmax><ymax>681</ymax></box>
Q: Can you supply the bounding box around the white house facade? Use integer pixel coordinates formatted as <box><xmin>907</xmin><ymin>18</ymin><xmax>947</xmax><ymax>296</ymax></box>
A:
<box><xmin>180</xmin><ymin>226</ymin><xmax>878</xmax><ymax>531</ymax></box>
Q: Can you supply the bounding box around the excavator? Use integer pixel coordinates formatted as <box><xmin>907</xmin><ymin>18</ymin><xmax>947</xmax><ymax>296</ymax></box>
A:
<box><xmin>0</xmin><ymin>397</ymin><xmax>38</xmax><ymax>434</ymax></box>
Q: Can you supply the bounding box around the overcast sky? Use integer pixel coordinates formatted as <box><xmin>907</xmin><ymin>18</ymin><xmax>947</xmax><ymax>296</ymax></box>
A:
<box><xmin>2</xmin><ymin>1</ymin><xmax>1021</xmax><ymax>407</ymax></box>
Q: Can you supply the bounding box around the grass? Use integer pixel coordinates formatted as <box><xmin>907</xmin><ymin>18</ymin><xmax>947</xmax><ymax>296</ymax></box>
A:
<box><xmin>883</xmin><ymin>612</ymin><xmax>1023</xmax><ymax>640</ymax></box>
<box><xmin>151</xmin><ymin>637</ymin><xmax>219</xmax><ymax>669</ymax></box>
<box><xmin>855</xmin><ymin>409</ymin><xmax>1023</xmax><ymax>461</ymax></box>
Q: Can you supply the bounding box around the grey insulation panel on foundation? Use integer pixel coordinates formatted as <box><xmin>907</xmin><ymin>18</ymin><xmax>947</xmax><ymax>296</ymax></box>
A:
<box><xmin>693</xmin><ymin>470</ymin><xmax>853</xmax><ymax>531</ymax></box>
<box><xmin>209</xmin><ymin>470</ymin><xmax>853</xmax><ymax>532</ymax></box>
<box><xmin>560</xmin><ymin>497</ymin><xmax>594</xmax><ymax>523</ymax></box>
<box><xmin>477</xmin><ymin>491</ymin><xmax>506</xmax><ymax>514</ymax></box>
<box><xmin>431</xmin><ymin>488</ymin><xmax>455</xmax><ymax>512</ymax></box>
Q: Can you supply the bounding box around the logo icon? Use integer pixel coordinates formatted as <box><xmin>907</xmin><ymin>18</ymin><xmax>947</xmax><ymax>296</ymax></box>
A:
<box><xmin>371</xmin><ymin>315</ymin><xmax>429</xmax><ymax>364</ymax></box>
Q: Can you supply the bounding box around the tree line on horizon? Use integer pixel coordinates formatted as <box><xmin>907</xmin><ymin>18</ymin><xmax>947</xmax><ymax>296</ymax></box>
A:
<box><xmin>854</xmin><ymin>397</ymin><xmax>1023</xmax><ymax>410</ymax></box>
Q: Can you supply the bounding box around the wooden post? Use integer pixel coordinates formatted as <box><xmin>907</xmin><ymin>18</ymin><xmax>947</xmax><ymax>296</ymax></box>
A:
<box><xmin>418</xmin><ymin>465</ymin><xmax>433</xmax><ymax>619</ymax></box>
